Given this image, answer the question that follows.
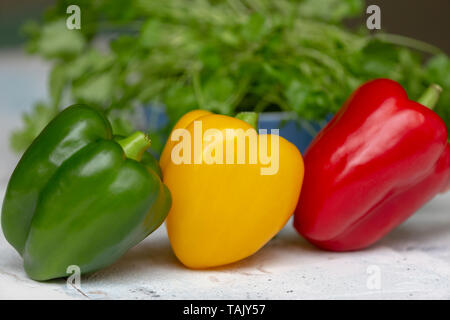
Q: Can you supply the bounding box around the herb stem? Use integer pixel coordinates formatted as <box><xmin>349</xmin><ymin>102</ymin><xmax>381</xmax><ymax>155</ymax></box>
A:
<box><xmin>374</xmin><ymin>33</ymin><xmax>443</xmax><ymax>56</ymax></box>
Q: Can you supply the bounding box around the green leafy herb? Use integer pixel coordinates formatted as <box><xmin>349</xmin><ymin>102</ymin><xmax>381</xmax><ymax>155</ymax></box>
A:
<box><xmin>11</xmin><ymin>0</ymin><xmax>450</xmax><ymax>154</ymax></box>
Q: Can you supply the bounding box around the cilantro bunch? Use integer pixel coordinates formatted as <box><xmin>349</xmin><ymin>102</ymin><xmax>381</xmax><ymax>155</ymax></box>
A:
<box><xmin>11</xmin><ymin>0</ymin><xmax>450</xmax><ymax>153</ymax></box>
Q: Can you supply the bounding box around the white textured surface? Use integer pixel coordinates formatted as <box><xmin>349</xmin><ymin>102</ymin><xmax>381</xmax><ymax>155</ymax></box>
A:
<box><xmin>1</xmin><ymin>197</ymin><xmax>450</xmax><ymax>300</ymax></box>
<box><xmin>0</xmin><ymin>51</ymin><xmax>450</xmax><ymax>300</ymax></box>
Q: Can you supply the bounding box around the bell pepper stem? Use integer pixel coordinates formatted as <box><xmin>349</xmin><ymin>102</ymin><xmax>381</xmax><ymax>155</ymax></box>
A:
<box><xmin>235</xmin><ymin>112</ymin><xmax>258</xmax><ymax>129</ymax></box>
<box><xmin>418</xmin><ymin>84</ymin><xmax>442</xmax><ymax>110</ymax></box>
<box><xmin>118</xmin><ymin>131</ymin><xmax>151</xmax><ymax>161</ymax></box>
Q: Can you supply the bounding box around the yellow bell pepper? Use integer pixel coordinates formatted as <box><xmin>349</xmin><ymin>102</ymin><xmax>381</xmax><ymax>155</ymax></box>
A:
<box><xmin>160</xmin><ymin>110</ymin><xmax>304</xmax><ymax>268</ymax></box>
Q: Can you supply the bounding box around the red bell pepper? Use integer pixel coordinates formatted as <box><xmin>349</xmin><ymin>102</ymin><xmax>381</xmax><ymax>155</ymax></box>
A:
<box><xmin>294</xmin><ymin>78</ymin><xmax>450</xmax><ymax>251</ymax></box>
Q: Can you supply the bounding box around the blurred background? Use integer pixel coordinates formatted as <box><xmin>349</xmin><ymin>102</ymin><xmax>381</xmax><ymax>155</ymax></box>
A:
<box><xmin>1</xmin><ymin>0</ymin><xmax>449</xmax><ymax>190</ymax></box>
<box><xmin>0</xmin><ymin>0</ymin><xmax>449</xmax><ymax>165</ymax></box>
<box><xmin>2</xmin><ymin>0</ymin><xmax>449</xmax><ymax>50</ymax></box>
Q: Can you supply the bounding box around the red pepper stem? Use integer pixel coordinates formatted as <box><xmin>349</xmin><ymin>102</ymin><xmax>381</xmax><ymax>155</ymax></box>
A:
<box><xmin>418</xmin><ymin>84</ymin><xmax>442</xmax><ymax>110</ymax></box>
<box><xmin>118</xmin><ymin>131</ymin><xmax>151</xmax><ymax>161</ymax></box>
<box><xmin>235</xmin><ymin>112</ymin><xmax>258</xmax><ymax>129</ymax></box>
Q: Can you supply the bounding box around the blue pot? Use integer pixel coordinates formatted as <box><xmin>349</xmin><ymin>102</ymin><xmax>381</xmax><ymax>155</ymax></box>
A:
<box><xmin>142</xmin><ymin>107</ymin><xmax>330</xmax><ymax>155</ymax></box>
<box><xmin>258</xmin><ymin>112</ymin><xmax>330</xmax><ymax>154</ymax></box>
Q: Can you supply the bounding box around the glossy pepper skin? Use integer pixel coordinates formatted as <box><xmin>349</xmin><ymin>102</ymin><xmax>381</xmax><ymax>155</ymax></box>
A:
<box><xmin>160</xmin><ymin>110</ymin><xmax>304</xmax><ymax>268</ymax></box>
<box><xmin>294</xmin><ymin>79</ymin><xmax>450</xmax><ymax>251</ymax></box>
<box><xmin>1</xmin><ymin>105</ymin><xmax>171</xmax><ymax>280</ymax></box>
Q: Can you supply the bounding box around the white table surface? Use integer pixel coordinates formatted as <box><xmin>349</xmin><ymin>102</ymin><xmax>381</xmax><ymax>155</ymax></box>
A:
<box><xmin>0</xmin><ymin>50</ymin><xmax>449</xmax><ymax>300</ymax></box>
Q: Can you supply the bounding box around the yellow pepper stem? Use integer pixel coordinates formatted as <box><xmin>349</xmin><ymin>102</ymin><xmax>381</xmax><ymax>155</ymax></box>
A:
<box><xmin>235</xmin><ymin>112</ymin><xmax>258</xmax><ymax>129</ymax></box>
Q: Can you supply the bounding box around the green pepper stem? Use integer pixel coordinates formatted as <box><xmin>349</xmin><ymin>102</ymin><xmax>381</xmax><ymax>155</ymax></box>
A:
<box><xmin>418</xmin><ymin>84</ymin><xmax>442</xmax><ymax>110</ymax></box>
<box><xmin>118</xmin><ymin>131</ymin><xmax>151</xmax><ymax>161</ymax></box>
<box><xmin>235</xmin><ymin>112</ymin><xmax>258</xmax><ymax>129</ymax></box>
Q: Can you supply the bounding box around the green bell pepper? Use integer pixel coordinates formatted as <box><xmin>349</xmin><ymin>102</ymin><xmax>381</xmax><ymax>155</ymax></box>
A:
<box><xmin>1</xmin><ymin>104</ymin><xmax>171</xmax><ymax>281</ymax></box>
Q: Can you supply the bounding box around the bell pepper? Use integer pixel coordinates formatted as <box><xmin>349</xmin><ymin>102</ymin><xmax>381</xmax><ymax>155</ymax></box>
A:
<box><xmin>294</xmin><ymin>79</ymin><xmax>450</xmax><ymax>251</ymax></box>
<box><xmin>160</xmin><ymin>110</ymin><xmax>304</xmax><ymax>268</ymax></box>
<box><xmin>1</xmin><ymin>105</ymin><xmax>171</xmax><ymax>280</ymax></box>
